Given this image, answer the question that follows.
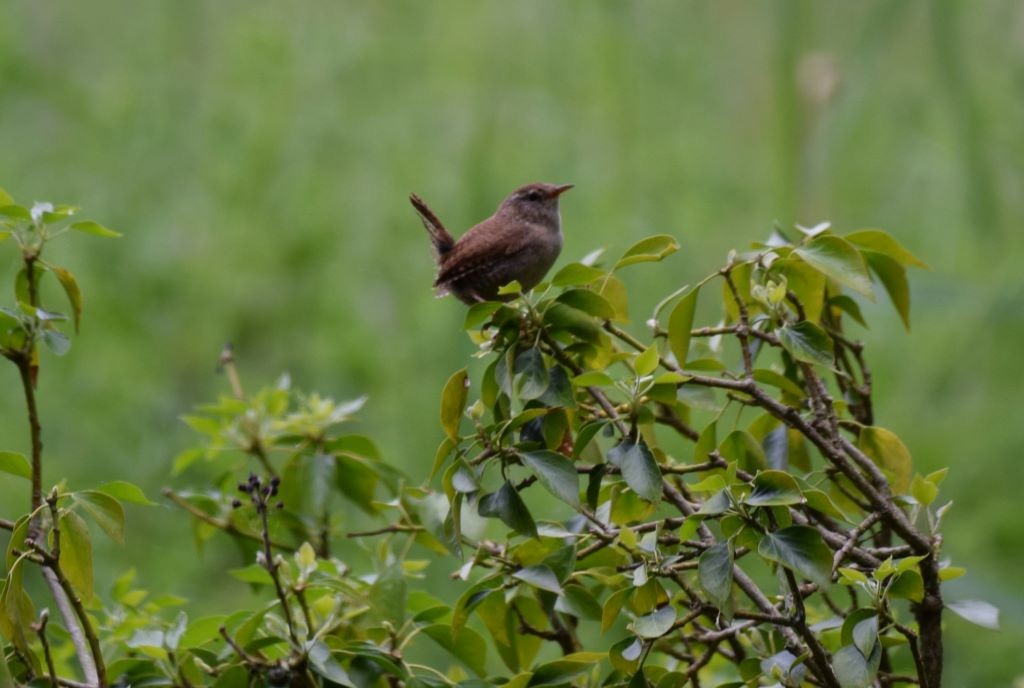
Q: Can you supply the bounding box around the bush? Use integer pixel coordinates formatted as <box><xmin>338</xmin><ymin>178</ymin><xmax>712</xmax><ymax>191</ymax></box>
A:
<box><xmin>1</xmin><ymin>189</ymin><xmax>993</xmax><ymax>687</ymax></box>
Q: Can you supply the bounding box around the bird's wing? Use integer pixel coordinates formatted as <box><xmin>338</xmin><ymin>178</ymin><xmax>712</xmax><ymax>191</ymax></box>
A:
<box><xmin>434</xmin><ymin>219</ymin><xmax>535</xmax><ymax>287</ymax></box>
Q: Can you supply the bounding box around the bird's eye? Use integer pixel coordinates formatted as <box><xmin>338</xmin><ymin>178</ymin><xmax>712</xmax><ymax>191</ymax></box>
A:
<box><xmin>526</xmin><ymin>190</ymin><xmax>542</xmax><ymax>201</ymax></box>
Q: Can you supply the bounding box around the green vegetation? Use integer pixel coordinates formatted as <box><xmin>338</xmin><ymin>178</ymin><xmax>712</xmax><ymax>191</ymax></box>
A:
<box><xmin>0</xmin><ymin>189</ymin><xmax>999</xmax><ymax>686</ymax></box>
<box><xmin>0</xmin><ymin>2</ymin><xmax>1020</xmax><ymax>685</ymax></box>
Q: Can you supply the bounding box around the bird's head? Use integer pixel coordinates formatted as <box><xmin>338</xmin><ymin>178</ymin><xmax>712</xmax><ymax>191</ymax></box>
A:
<box><xmin>498</xmin><ymin>182</ymin><xmax>574</xmax><ymax>228</ymax></box>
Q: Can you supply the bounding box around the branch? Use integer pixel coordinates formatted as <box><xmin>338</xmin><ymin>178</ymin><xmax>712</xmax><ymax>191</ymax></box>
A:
<box><xmin>346</xmin><ymin>524</ymin><xmax>424</xmax><ymax>538</ymax></box>
<box><xmin>26</xmin><ymin>537</ymin><xmax>107</xmax><ymax>687</ymax></box>
<box><xmin>831</xmin><ymin>512</ymin><xmax>882</xmax><ymax>573</ymax></box>
<box><xmin>721</xmin><ymin>269</ymin><xmax>754</xmax><ymax>377</ymax></box>
<box><xmin>31</xmin><ymin>610</ymin><xmax>58</xmax><ymax>688</ymax></box>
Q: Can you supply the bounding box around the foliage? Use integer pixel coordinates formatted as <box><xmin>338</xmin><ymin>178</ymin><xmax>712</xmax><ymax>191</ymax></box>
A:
<box><xmin>0</xmin><ymin>189</ymin><xmax>999</xmax><ymax>687</ymax></box>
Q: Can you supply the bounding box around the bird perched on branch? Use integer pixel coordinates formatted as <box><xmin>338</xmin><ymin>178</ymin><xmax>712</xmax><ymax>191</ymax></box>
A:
<box><xmin>410</xmin><ymin>182</ymin><xmax>573</xmax><ymax>304</ymax></box>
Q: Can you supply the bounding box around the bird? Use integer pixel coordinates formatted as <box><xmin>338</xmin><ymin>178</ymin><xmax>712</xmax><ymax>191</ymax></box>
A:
<box><xmin>410</xmin><ymin>182</ymin><xmax>574</xmax><ymax>304</ymax></box>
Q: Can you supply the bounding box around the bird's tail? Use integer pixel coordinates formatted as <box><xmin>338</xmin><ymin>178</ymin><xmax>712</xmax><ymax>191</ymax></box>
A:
<box><xmin>410</xmin><ymin>193</ymin><xmax>455</xmax><ymax>256</ymax></box>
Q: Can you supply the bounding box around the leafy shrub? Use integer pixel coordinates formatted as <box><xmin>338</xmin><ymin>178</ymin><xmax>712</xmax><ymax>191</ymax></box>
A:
<box><xmin>1</xmin><ymin>189</ymin><xmax>996</xmax><ymax>688</ymax></box>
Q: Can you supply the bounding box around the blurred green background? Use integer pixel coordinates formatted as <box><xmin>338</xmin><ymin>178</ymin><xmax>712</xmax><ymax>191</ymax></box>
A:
<box><xmin>1</xmin><ymin>1</ymin><xmax>1022</xmax><ymax>684</ymax></box>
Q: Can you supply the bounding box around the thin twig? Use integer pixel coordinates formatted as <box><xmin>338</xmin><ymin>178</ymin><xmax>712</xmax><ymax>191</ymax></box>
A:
<box><xmin>346</xmin><ymin>524</ymin><xmax>424</xmax><ymax>538</ymax></box>
<box><xmin>31</xmin><ymin>610</ymin><xmax>58</xmax><ymax>687</ymax></box>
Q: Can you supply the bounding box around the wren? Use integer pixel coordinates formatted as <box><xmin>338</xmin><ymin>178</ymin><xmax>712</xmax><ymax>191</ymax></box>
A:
<box><xmin>410</xmin><ymin>182</ymin><xmax>573</xmax><ymax>304</ymax></box>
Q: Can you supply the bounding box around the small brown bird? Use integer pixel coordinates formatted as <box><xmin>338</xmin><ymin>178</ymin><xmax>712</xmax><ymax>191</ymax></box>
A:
<box><xmin>410</xmin><ymin>183</ymin><xmax>574</xmax><ymax>304</ymax></box>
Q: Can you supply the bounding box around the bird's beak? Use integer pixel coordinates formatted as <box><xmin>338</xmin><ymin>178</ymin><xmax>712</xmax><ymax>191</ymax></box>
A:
<box><xmin>550</xmin><ymin>183</ymin><xmax>574</xmax><ymax>198</ymax></box>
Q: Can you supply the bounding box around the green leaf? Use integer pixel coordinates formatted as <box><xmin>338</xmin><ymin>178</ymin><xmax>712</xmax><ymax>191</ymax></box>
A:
<box><xmin>370</xmin><ymin>568</ymin><xmax>408</xmax><ymax>626</ymax></box>
<box><xmin>51</xmin><ymin>266</ymin><xmax>83</xmax><ymax>333</ymax></box>
<box><xmin>634</xmin><ymin>344</ymin><xmax>660</xmax><ymax>377</ymax></box>
<box><xmin>72</xmin><ymin>490</ymin><xmax>126</xmax><ymax>544</ymax></box>
<box><xmin>0</xmin><ymin>451</ymin><xmax>31</xmax><ymax>480</ymax></box>
<box><xmin>609</xmin><ymin>636</ymin><xmax>643</xmax><ymax>674</ymax></box>
<box><xmin>440</xmin><ymin>368</ymin><xmax>469</xmax><ymax>441</ymax></box>
<box><xmin>758</xmin><ymin>525</ymin><xmax>832</xmax><ymax>588</ymax></box>
<box><xmin>464</xmin><ymin>301</ymin><xmax>504</xmax><ymax>330</ymax></box>
<box><xmin>557</xmin><ymin>289</ymin><xmax>615</xmax><ymax>320</ymax></box>
<box><xmin>0</xmin><ymin>556</ymin><xmax>35</xmax><ymax>655</ymax></box>
<box><xmin>229</xmin><ymin>564</ymin><xmax>274</xmax><ymax>585</ymax></box>
<box><xmin>478</xmin><ymin>481</ymin><xmax>537</xmax><ymax>538</ymax></box>
<box><xmin>538</xmin><ymin>366</ymin><xmax>575</xmax><ymax>408</ymax></box>
<box><xmin>939</xmin><ymin>566</ymin><xmax>966</xmax><ymax>582</ymax></box>
<box><xmin>863</xmin><ymin>251</ymin><xmax>910</xmax><ymax>330</ymax></box>
<box><xmin>794</xmin><ymin>235</ymin><xmax>874</xmax><ymax>298</ymax></box>
<box><xmin>97</xmin><ymin>481</ymin><xmax>156</xmax><ymax>505</ymax></box>
<box><xmin>829</xmin><ymin>295</ymin><xmax>867</xmax><ymax>328</ymax></box>
<box><xmin>746</xmin><ymin>470</ymin><xmax>804</xmax><ymax>507</ymax></box>
<box><xmin>698</xmin><ymin>489</ymin><xmax>731</xmax><ymax>515</ymax></box>
<box><xmin>70</xmin><ymin>220</ymin><xmax>121</xmax><ymax>238</ymax></box>
<box><xmin>602</xmin><ymin>588</ymin><xmax>630</xmax><ymax>632</ymax></box>
<box><xmin>760</xmin><ymin>650</ymin><xmax>806</xmax><ymax>686</ymax></box>
<box><xmin>41</xmin><ymin>329</ymin><xmax>71</xmax><ymax>356</ymax></box>
<box><xmin>599</xmin><ymin>274</ymin><xmax>630</xmax><ymax>321</ymax></box>
<box><xmin>544</xmin><ymin>302</ymin><xmax>601</xmax><ymax>340</ymax></box>
<box><xmin>889</xmin><ymin>570</ymin><xmax>924</xmax><ymax>601</ymax></box>
<box><xmin>839</xmin><ymin>567</ymin><xmax>868</xmax><ymax>585</ymax></box>
<box><xmin>667</xmin><ymin>286</ymin><xmax>699</xmax><ymax>366</ymax></box>
<box><xmin>586</xmin><ymin>463</ymin><xmax>607</xmax><ymax>511</ymax></box>
<box><xmin>857</xmin><ymin>426</ymin><xmax>912</xmax><ymax>494</ymax></box>
<box><xmin>334</xmin><ymin>454</ymin><xmax>379</xmax><ymax>515</ymax></box>
<box><xmin>752</xmin><ymin>369</ymin><xmax>803</xmax><ymax>398</ymax></box>
<box><xmin>498</xmin><ymin>280</ymin><xmax>523</xmax><ymax>295</ymax></box>
<box><xmin>513</xmin><ymin>565</ymin><xmax>563</xmax><ymax>594</ymax></box>
<box><xmin>520</xmin><ymin>450</ymin><xmax>580</xmax><ymax>508</ymax></box>
<box><xmin>451</xmin><ymin>576</ymin><xmax>501</xmax><ymax>638</ymax></box>
<box><xmin>0</xmin><ymin>204</ymin><xmax>31</xmax><ymax>221</ymax></box>
<box><xmin>910</xmin><ymin>474</ymin><xmax>939</xmax><ymax>506</ymax></box>
<box><xmin>58</xmin><ymin>511</ymin><xmax>94</xmax><ymax>603</ymax></box>
<box><xmin>528</xmin><ymin>652</ymin><xmax>606</xmax><ymax>687</ymax></box>
<box><xmin>698</xmin><ymin>541</ymin><xmax>733</xmax><ymax>612</ymax></box>
<box><xmin>514</xmin><ymin>348</ymin><xmax>550</xmax><ymax>400</ymax></box>
<box><xmin>608</xmin><ymin>439</ymin><xmax>662</xmax><ymax>504</ymax></box>
<box><xmin>845</xmin><ymin>229</ymin><xmax>927</xmax><ymax>269</ymax></box>
<box><xmin>779</xmin><ymin>257</ymin><xmax>826</xmax><ymax>323</ymax></box>
<box><xmin>430</xmin><ymin>437</ymin><xmax>456</xmax><ymax>482</ymax></box>
<box><xmin>295</xmin><ymin>542</ymin><xmax>317</xmax><ymax>578</ymax></box>
<box><xmin>832</xmin><ymin>644</ymin><xmax>872</xmax><ymax>688</ymax></box>
<box><xmin>852</xmin><ymin>615</ymin><xmax>878</xmax><ymax>658</ymax></box>
<box><xmin>308</xmin><ymin>640</ymin><xmax>356</xmax><ymax>686</ymax></box>
<box><xmin>0</xmin><ymin>638</ymin><xmax>14</xmax><ymax>686</ymax></box>
<box><xmin>552</xmin><ymin>262</ymin><xmax>605</xmax><ymax>287</ymax></box>
<box><xmin>775</xmin><ymin>321</ymin><xmax>834</xmax><ymax>366</ymax></box>
<box><xmin>572</xmin><ymin>371</ymin><xmax>615</xmax><ymax>387</ymax></box>
<box><xmin>633</xmin><ymin>605</ymin><xmax>677</xmax><ymax>638</ymax></box>
<box><xmin>423</xmin><ymin>624</ymin><xmax>488</xmax><ymax>677</ymax></box>
<box><xmin>559</xmin><ymin>585</ymin><xmax>602</xmax><ymax>621</ymax></box>
<box><xmin>719</xmin><ymin>430</ymin><xmax>767</xmax><ymax>472</ymax></box>
<box><xmin>615</xmin><ymin>234</ymin><xmax>679</xmax><ymax>269</ymax></box>
<box><xmin>947</xmin><ymin>600</ymin><xmax>1000</xmax><ymax>630</ymax></box>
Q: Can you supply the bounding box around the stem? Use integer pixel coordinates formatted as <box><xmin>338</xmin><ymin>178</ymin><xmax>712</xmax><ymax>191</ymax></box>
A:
<box><xmin>31</xmin><ymin>611</ymin><xmax>58</xmax><ymax>687</ymax></box>
<box><xmin>257</xmin><ymin>497</ymin><xmax>299</xmax><ymax>646</ymax></box>
<box><xmin>27</xmin><ymin>539</ymin><xmax>107</xmax><ymax>687</ymax></box>
<box><xmin>13</xmin><ymin>338</ymin><xmax>99</xmax><ymax>685</ymax></box>
<box><xmin>915</xmin><ymin>556</ymin><xmax>944</xmax><ymax>688</ymax></box>
<box><xmin>17</xmin><ymin>358</ymin><xmax>43</xmax><ymax>532</ymax></box>
<box><xmin>346</xmin><ymin>524</ymin><xmax>423</xmax><ymax>538</ymax></box>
